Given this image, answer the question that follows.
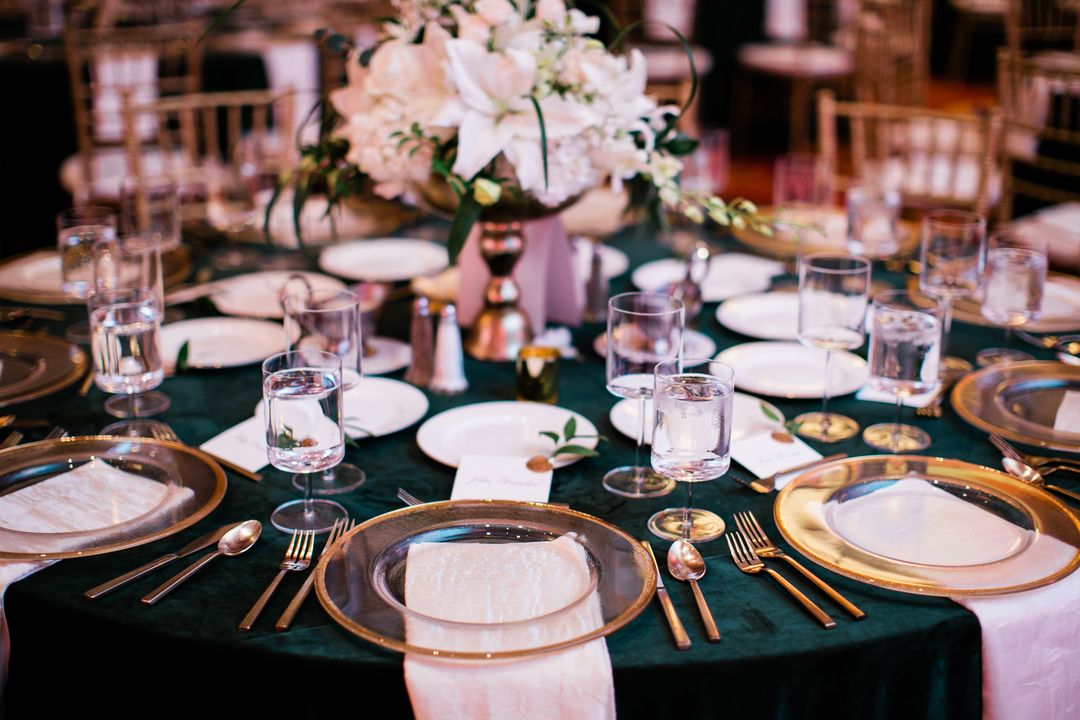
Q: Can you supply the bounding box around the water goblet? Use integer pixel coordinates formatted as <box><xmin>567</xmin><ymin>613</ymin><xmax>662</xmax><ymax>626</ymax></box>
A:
<box><xmin>58</xmin><ymin>206</ymin><xmax>117</xmax><ymax>343</ymax></box>
<box><xmin>773</xmin><ymin>152</ymin><xmax>834</xmax><ymax>208</ymax></box>
<box><xmin>975</xmin><ymin>231</ymin><xmax>1049</xmax><ymax>367</ymax></box>
<box><xmin>120</xmin><ymin>175</ymin><xmax>181</xmax><ymax>252</ymax></box>
<box><xmin>794</xmin><ymin>253</ymin><xmax>872</xmax><ymax>442</ymax></box>
<box><xmin>281</xmin><ymin>288</ymin><xmax>366</xmax><ymax>495</ymax></box>
<box><xmin>647</xmin><ymin>358</ymin><xmax>734</xmax><ymax>543</ymax></box>
<box><xmin>846</xmin><ymin>186</ymin><xmax>901</xmax><ymax>259</ymax></box>
<box><xmin>88</xmin><ymin>286</ymin><xmax>170</xmax><ymax>419</ymax></box>
<box><xmin>604</xmin><ymin>292</ymin><xmax>684</xmax><ymax>498</ymax></box>
<box><xmin>91</xmin><ymin>232</ymin><xmax>165</xmax><ymax>313</ymax></box>
<box><xmin>918</xmin><ymin>209</ymin><xmax>987</xmax><ymax>375</ymax></box>
<box><xmin>262</xmin><ymin>350</ymin><xmax>349</xmax><ymax>533</ymax></box>
<box><xmin>863</xmin><ymin>290</ymin><xmax>943</xmax><ymax>452</ymax></box>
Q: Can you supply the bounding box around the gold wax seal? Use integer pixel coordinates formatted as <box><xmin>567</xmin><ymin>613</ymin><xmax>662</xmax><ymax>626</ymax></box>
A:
<box><xmin>526</xmin><ymin>455</ymin><xmax>554</xmax><ymax>473</ymax></box>
<box><xmin>771</xmin><ymin>431</ymin><xmax>795</xmax><ymax>444</ymax></box>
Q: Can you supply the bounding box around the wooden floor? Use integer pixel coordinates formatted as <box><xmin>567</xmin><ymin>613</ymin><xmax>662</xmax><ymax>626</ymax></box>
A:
<box><xmin>724</xmin><ymin>77</ymin><xmax>996</xmax><ymax>206</ymax></box>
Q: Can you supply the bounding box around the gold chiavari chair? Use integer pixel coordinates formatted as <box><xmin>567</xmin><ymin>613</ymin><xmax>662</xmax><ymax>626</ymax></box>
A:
<box><xmin>1005</xmin><ymin>0</ymin><xmax>1080</xmax><ymax>57</ymax></box>
<box><xmin>855</xmin><ymin>0</ymin><xmax>932</xmax><ymax>106</ymax></box>
<box><xmin>61</xmin><ymin>20</ymin><xmax>204</xmax><ymax>202</ymax></box>
<box><xmin>817</xmin><ymin>89</ymin><xmax>1003</xmax><ymax>217</ymax></box>
<box><xmin>996</xmin><ymin>48</ymin><xmax>1080</xmax><ymax>222</ymax></box>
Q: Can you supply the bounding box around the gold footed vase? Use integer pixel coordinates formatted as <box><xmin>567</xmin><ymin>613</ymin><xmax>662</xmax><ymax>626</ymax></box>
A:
<box><xmin>466</xmin><ymin>220</ymin><xmax>531</xmax><ymax>361</ymax></box>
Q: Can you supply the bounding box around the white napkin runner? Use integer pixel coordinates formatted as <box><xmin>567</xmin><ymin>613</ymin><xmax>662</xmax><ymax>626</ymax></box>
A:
<box><xmin>403</xmin><ymin>536</ymin><xmax>616</xmax><ymax>720</ymax></box>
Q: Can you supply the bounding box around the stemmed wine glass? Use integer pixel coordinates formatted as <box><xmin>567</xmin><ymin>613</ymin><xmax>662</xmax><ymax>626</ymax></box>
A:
<box><xmin>120</xmin><ymin>175</ymin><xmax>181</xmax><ymax>252</ymax></box>
<box><xmin>262</xmin><ymin>350</ymin><xmax>349</xmax><ymax>533</ymax></box>
<box><xmin>863</xmin><ymin>290</ymin><xmax>943</xmax><ymax>452</ymax></box>
<box><xmin>794</xmin><ymin>253</ymin><xmax>872</xmax><ymax>442</ymax></box>
<box><xmin>648</xmin><ymin>358</ymin><xmax>734</xmax><ymax>543</ymax></box>
<box><xmin>604</xmin><ymin>292</ymin><xmax>684</xmax><ymax>498</ymax></box>
<box><xmin>918</xmin><ymin>210</ymin><xmax>987</xmax><ymax>375</ymax></box>
<box><xmin>58</xmin><ymin>206</ymin><xmax>117</xmax><ymax>343</ymax></box>
<box><xmin>975</xmin><ymin>231</ymin><xmax>1049</xmax><ymax>367</ymax></box>
<box><xmin>88</xmin><ymin>286</ymin><xmax>169</xmax><ymax>420</ymax></box>
<box><xmin>281</xmin><ymin>288</ymin><xmax>366</xmax><ymax>495</ymax></box>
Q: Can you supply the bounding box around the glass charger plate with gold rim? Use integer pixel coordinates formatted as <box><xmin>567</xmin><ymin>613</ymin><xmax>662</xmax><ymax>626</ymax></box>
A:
<box><xmin>774</xmin><ymin>455</ymin><xmax>1080</xmax><ymax>596</ymax></box>
<box><xmin>907</xmin><ymin>273</ymin><xmax>1080</xmax><ymax>333</ymax></box>
<box><xmin>0</xmin><ymin>248</ymin><xmax>192</xmax><ymax>305</ymax></box>
<box><xmin>952</xmin><ymin>361</ymin><xmax>1080</xmax><ymax>453</ymax></box>
<box><xmin>0</xmin><ymin>436</ymin><xmax>226</xmax><ymax>560</ymax></box>
<box><xmin>731</xmin><ymin>205</ymin><xmax>918</xmax><ymax>260</ymax></box>
<box><xmin>314</xmin><ymin>500</ymin><xmax>655</xmax><ymax>660</ymax></box>
<box><xmin>0</xmin><ymin>332</ymin><xmax>88</xmax><ymax>408</ymax></box>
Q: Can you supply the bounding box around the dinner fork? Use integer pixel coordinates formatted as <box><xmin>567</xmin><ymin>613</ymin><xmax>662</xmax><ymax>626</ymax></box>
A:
<box><xmin>274</xmin><ymin>517</ymin><xmax>356</xmax><ymax>631</ymax></box>
<box><xmin>990</xmin><ymin>434</ymin><xmax>1080</xmax><ymax>474</ymax></box>
<box><xmin>734</xmin><ymin>511</ymin><xmax>865</xmax><ymax>619</ymax></box>
<box><xmin>726</xmin><ymin>532</ymin><xmax>836</xmax><ymax>629</ymax></box>
<box><xmin>44</xmin><ymin>426</ymin><xmax>69</xmax><ymax>440</ymax></box>
<box><xmin>239</xmin><ymin>530</ymin><xmax>316</xmax><ymax>631</ymax></box>
<box><xmin>147</xmin><ymin>421</ymin><xmax>263</xmax><ymax>482</ymax></box>
<box><xmin>0</xmin><ymin>431</ymin><xmax>24</xmax><ymax>449</ymax></box>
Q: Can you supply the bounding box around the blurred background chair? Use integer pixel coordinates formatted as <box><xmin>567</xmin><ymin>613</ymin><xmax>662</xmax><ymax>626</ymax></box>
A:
<box><xmin>855</xmin><ymin>0</ymin><xmax>932</xmax><ymax>106</ymax></box>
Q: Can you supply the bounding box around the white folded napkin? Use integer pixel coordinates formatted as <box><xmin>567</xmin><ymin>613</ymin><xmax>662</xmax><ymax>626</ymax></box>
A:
<box><xmin>1054</xmin><ymin>391</ymin><xmax>1080</xmax><ymax>433</ymax></box>
<box><xmin>0</xmin><ymin>460</ymin><xmax>193</xmax><ymax>690</ymax></box>
<box><xmin>403</xmin><ymin>536</ymin><xmax>616</xmax><ymax>720</ymax></box>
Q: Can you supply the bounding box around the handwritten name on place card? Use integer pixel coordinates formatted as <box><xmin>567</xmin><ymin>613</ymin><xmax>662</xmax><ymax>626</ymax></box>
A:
<box><xmin>451</xmin><ymin>454</ymin><xmax>553</xmax><ymax>503</ymax></box>
<box><xmin>730</xmin><ymin>430</ymin><xmax>822</xmax><ymax>490</ymax></box>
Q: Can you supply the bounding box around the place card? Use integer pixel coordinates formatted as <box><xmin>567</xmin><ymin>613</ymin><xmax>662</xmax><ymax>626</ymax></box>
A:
<box><xmin>730</xmin><ymin>430</ymin><xmax>822</xmax><ymax>491</ymax></box>
<box><xmin>855</xmin><ymin>384</ymin><xmax>937</xmax><ymax>408</ymax></box>
<box><xmin>1054</xmin><ymin>391</ymin><xmax>1080</xmax><ymax>433</ymax></box>
<box><xmin>450</xmin><ymin>454</ymin><xmax>553</xmax><ymax>503</ymax></box>
<box><xmin>199</xmin><ymin>416</ymin><xmax>268</xmax><ymax>473</ymax></box>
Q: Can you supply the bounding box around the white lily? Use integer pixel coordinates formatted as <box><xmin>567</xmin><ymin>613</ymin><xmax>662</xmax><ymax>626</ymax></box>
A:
<box><xmin>436</xmin><ymin>39</ymin><xmax>594</xmax><ymax>187</ymax></box>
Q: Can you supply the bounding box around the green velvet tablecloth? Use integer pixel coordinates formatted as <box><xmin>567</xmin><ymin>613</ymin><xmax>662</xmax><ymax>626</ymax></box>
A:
<box><xmin>5</xmin><ymin>224</ymin><xmax>1070</xmax><ymax>719</ymax></box>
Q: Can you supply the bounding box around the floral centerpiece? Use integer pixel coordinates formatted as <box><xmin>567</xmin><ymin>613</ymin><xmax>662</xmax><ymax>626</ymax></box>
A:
<box><xmin>308</xmin><ymin>0</ymin><xmax>767</xmax><ymax>262</ymax></box>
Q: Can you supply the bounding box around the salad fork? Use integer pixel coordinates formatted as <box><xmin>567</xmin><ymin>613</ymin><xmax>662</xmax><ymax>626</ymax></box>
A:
<box><xmin>734</xmin><ymin>511</ymin><xmax>865</xmax><ymax>619</ymax></box>
<box><xmin>726</xmin><ymin>531</ymin><xmax>836</xmax><ymax>629</ymax></box>
<box><xmin>239</xmin><ymin>530</ymin><xmax>315</xmax><ymax>631</ymax></box>
<box><xmin>274</xmin><ymin>518</ymin><xmax>355</xmax><ymax>631</ymax></box>
<box><xmin>990</xmin><ymin>434</ymin><xmax>1080</xmax><ymax>474</ymax></box>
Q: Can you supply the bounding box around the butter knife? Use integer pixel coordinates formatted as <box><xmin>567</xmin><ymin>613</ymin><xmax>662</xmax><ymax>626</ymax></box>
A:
<box><xmin>642</xmin><ymin>540</ymin><xmax>691</xmax><ymax>651</ymax></box>
<box><xmin>83</xmin><ymin>521</ymin><xmax>241</xmax><ymax>599</ymax></box>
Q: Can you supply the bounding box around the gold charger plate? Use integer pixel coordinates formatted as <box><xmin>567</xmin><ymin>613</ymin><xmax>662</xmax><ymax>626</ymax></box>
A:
<box><xmin>907</xmin><ymin>273</ymin><xmax>1080</xmax><ymax>333</ymax></box>
<box><xmin>0</xmin><ymin>247</ymin><xmax>192</xmax><ymax>305</ymax></box>
<box><xmin>952</xmin><ymin>361</ymin><xmax>1080</xmax><ymax>453</ymax></box>
<box><xmin>0</xmin><ymin>436</ymin><xmax>226</xmax><ymax>559</ymax></box>
<box><xmin>0</xmin><ymin>332</ymin><xmax>88</xmax><ymax>408</ymax></box>
<box><xmin>731</xmin><ymin>205</ymin><xmax>918</xmax><ymax>260</ymax></box>
<box><xmin>775</xmin><ymin>455</ymin><xmax>1080</xmax><ymax>596</ymax></box>
<box><xmin>315</xmin><ymin>499</ymin><xmax>655</xmax><ymax>660</ymax></box>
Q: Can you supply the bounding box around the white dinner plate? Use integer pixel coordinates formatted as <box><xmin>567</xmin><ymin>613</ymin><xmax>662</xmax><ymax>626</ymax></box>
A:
<box><xmin>160</xmin><ymin>318</ymin><xmax>284</xmax><ymax>370</ymax></box>
<box><xmin>319</xmin><ymin>238</ymin><xmax>448</xmax><ymax>282</ymax></box>
<box><xmin>572</xmin><ymin>238</ymin><xmax>630</xmax><ymax>282</ymax></box>
<box><xmin>609</xmin><ymin>392</ymin><xmax>786</xmax><ymax>445</ymax></box>
<box><xmin>716</xmin><ymin>292</ymin><xmax>800</xmax><ymax>340</ymax></box>
<box><xmin>631</xmin><ymin>253</ymin><xmax>786</xmax><ymax>302</ymax></box>
<box><xmin>416</xmin><ymin>401</ymin><xmax>598</xmax><ymax>469</ymax></box>
<box><xmin>210</xmin><ymin>271</ymin><xmax>346</xmax><ymax>319</ymax></box>
<box><xmin>717</xmin><ymin>341</ymin><xmax>868</xmax><ymax>399</ymax></box>
<box><xmin>364</xmin><ymin>336</ymin><xmax>412</xmax><ymax>375</ymax></box>
<box><xmin>255</xmin><ymin>377</ymin><xmax>429</xmax><ymax>439</ymax></box>
<box><xmin>592</xmin><ymin>328</ymin><xmax>717</xmax><ymax>359</ymax></box>
<box><xmin>0</xmin><ymin>250</ymin><xmax>66</xmax><ymax>304</ymax></box>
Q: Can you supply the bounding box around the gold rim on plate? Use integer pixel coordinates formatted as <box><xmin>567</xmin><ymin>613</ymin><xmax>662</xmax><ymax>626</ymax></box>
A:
<box><xmin>0</xmin><ymin>332</ymin><xmax>88</xmax><ymax>408</ymax></box>
<box><xmin>730</xmin><ymin>205</ymin><xmax>919</xmax><ymax>260</ymax></box>
<box><xmin>774</xmin><ymin>455</ymin><xmax>1080</xmax><ymax>596</ymax></box>
<box><xmin>952</xmin><ymin>361</ymin><xmax>1080</xmax><ymax>453</ymax></box>
<box><xmin>314</xmin><ymin>499</ymin><xmax>655</xmax><ymax>660</ymax></box>
<box><xmin>0</xmin><ymin>436</ymin><xmax>227</xmax><ymax>559</ymax></box>
<box><xmin>0</xmin><ymin>247</ymin><xmax>193</xmax><ymax>305</ymax></box>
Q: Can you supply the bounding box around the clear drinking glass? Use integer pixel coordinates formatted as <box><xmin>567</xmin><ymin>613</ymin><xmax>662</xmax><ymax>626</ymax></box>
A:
<box><xmin>58</xmin><ymin>206</ymin><xmax>117</xmax><ymax>343</ymax></box>
<box><xmin>648</xmin><ymin>358</ymin><xmax>734</xmax><ymax>543</ymax></box>
<box><xmin>773</xmin><ymin>152</ymin><xmax>834</xmax><ymax>208</ymax></box>
<box><xmin>975</xmin><ymin>231</ymin><xmax>1049</xmax><ymax>367</ymax></box>
<box><xmin>604</xmin><ymin>292</ymin><xmax>684</xmax><ymax>498</ymax></box>
<box><xmin>262</xmin><ymin>350</ymin><xmax>349</xmax><ymax>534</ymax></box>
<box><xmin>794</xmin><ymin>253</ymin><xmax>872</xmax><ymax>442</ymax></box>
<box><xmin>92</xmin><ymin>233</ymin><xmax>165</xmax><ymax>313</ymax></box>
<box><xmin>918</xmin><ymin>210</ymin><xmax>987</xmax><ymax>376</ymax></box>
<box><xmin>281</xmin><ymin>288</ymin><xmax>365</xmax><ymax>495</ymax></box>
<box><xmin>120</xmin><ymin>175</ymin><xmax>181</xmax><ymax>252</ymax></box>
<box><xmin>846</xmin><ymin>186</ymin><xmax>901</xmax><ymax>259</ymax></box>
<box><xmin>88</xmin><ymin>286</ymin><xmax>170</xmax><ymax>419</ymax></box>
<box><xmin>863</xmin><ymin>290</ymin><xmax>943</xmax><ymax>452</ymax></box>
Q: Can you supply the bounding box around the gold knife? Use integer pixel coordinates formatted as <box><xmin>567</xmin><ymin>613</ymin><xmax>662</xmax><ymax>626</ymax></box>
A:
<box><xmin>642</xmin><ymin>540</ymin><xmax>691</xmax><ymax>651</ymax></box>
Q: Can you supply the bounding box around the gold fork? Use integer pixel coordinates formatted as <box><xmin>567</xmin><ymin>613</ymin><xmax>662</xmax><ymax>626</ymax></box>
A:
<box><xmin>726</xmin><ymin>531</ymin><xmax>836</xmax><ymax>629</ymax></box>
<box><xmin>274</xmin><ymin>518</ymin><xmax>355</xmax><ymax>631</ymax></box>
<box><xmin>735</xmin><ymin>511</ymin><xmax>865</xmax><ymax>619</ymax></box>
<box><xmin>0</xmin><ymin>431</ymin><xmax>24</xmax><ymax>449</ymax></box>
<box><xmin>239</xmin><ymin>530</ymin><xmax>315</xmax><ymax>631</ymax></box>
<box><xmin>990</xmin><ymin>434</ymin><xmax>1080</xmax><ymax>474</ymax></box>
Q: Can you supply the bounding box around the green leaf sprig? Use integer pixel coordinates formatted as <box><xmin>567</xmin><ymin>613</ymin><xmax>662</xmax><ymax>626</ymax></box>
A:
<box><xmin>175</xmin><ymin>340</ymin><xmax>190</xmax><ymax>374</ymax></box>
<box><xmin>528</xmin><ymin>417</ymin><xmax>607</xmax><ymax>471</ymax></box>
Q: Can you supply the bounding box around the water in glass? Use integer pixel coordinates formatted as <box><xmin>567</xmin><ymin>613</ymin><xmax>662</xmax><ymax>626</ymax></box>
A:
<box><xmin>981</xmin><ymin>247</ymin><xmax>1047</xmax><ymax>327</ymax></box>
<box><xmin>90</xmin><ymin>299</ymin><xmax>164</xmax><ymax>394</ymax></box>
<box><xmin>868</xmin><ymin>308</ymin><xmax>941</xmax><ymax>396</ymax></box>
<box><xmin>264</xmin><ymin>368</ymin><xmax>345</xmax><ymax>473</ymax></box>
<box><xmin>652</xmin><ymin>375</ymin><xmax>733</xmax><ymax>482</ymax></box>
<box><xmin>61</xmin><ymin>224</ymin><xmax>115</xmax><ymax>298</ymax></box>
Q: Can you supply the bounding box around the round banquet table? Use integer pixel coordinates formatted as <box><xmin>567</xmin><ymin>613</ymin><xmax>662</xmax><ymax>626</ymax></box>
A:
<box><xmin>9</xmin><ymin>221</ymin><xmax>1073</xmax><ymax>720</ymax></box>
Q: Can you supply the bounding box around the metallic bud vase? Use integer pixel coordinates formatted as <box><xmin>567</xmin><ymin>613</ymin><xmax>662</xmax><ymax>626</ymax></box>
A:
<box><xmin>464</xmin><ymin>220</ymin><xmax>531</xmax><ymax>362</ymax></box>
